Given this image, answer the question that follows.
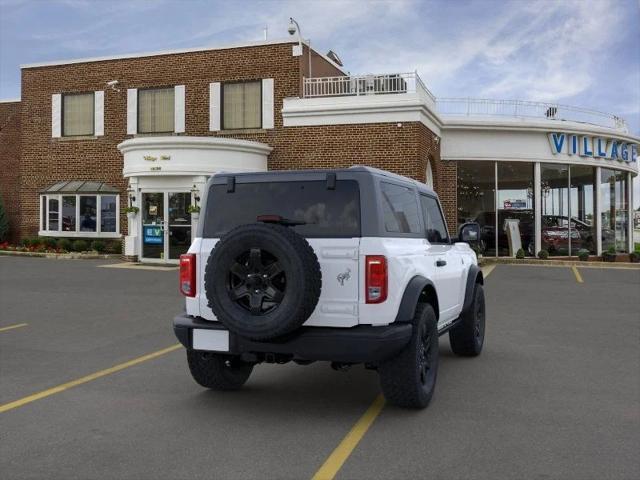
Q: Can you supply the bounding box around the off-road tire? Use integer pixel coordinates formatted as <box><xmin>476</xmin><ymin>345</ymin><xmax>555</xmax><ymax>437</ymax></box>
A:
<box><xmin>449</xmin><ymin>284</ymin><xmax>485</xmax><ymax>356</ymax></box>
<box><xmin>187</xmin><ymin>349</ymin><xmax>253</xmax><ymax>391</ymax></box>
<box><xmin>205</xmin><ymin>223</ymin><xmax>321</xmax><ymax>341</ymax></box>
<box><xmin>378</xmin><ymin>304</ymin><xmax>439</xmax><ymax>409</ymax></box>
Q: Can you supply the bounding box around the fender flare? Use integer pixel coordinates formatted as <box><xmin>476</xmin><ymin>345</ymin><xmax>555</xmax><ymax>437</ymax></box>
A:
<box><xmin>394</xmin><ymin>276</ymin><xmax>438</xmax><ymax>323</ymax></box>
<box><xmin>461</xmin><ymin>264</ymin><xmax>483</xmax><ymax>316</ymax></box>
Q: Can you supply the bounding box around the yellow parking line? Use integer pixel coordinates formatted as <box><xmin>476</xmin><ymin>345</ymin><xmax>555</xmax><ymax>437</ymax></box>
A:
<box><xmin>571</xmin><ymin>266</ymin><xmax>584</xmax><ymax>283</ymax></box>
<box><xmin>311</xmin><ymin>394</ymin><xmax>386</xmax><ymax>480</ymax></box>
<box><xmin>0</xmin><ymin>344</ymin><xmax>182</xmax><ymax>414</ymax></box>
<box><xmin>0</xmin><ymin>323</ymin><xmax>28</xmax><ymax>333</ymax></box>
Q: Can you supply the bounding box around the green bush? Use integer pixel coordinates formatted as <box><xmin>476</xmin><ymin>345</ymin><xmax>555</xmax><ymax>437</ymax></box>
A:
<box><xmin>577</xmin><ymin>249</ymin><xmax>589</xmax><ymax>261</ymax></box>
<box><xmin>41</xmin><ymin>237</ymin><xmax>58</xmax><ymax>249</ymax></box>
<box><xmin>72</xmin><ymin>239</ymin><xmax>88</xmax><ymax>252</ymax></box>
<box><xmin>537</xmin><ymin>249</ymin><xmax>549</xmax><ymax>260</ymax></box>
<box><xmin>607</xmin><ymin>245</ymin><xmax>616</xmax><ymax>254</ymax></box>
<box><xmin>57</xmin><ymin>238</ymin><xmax>72</xmax><ymax>252</ymax></box>
<box><xmin>0</xmin><ymin>195</ymin><xmax>9</xmax><ymax>242</ymax></box>
<box><xmin>107</xmin><ymin>240</ymin><xmax>122</xmax><ymax>254</ymax></box>
<box><xmin>515</xmin><ymin>248</ymin><xmax>525</xmax><ymax>259</ymax></box>
<box><xmin>91</xmin><ymin>240</ymin><xmax>106</xmax><ymax>253</ymax></box>
<box><xmin>20</xmin><ymin>237</ymin><xmax>32</xmax><ymax>247</ymax></box>
<box><xmin>630</xmin><ymin>252</ymin><xmax>640</xmax><ymax>263</ymax></box>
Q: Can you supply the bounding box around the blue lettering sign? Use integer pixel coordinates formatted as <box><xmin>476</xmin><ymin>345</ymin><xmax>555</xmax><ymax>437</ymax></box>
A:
<box><xmin>143</xmin><ymin>226</ymin><xmax>163</xmax><ymax>245</ymax></box>
<box><xmin>595</xmin><ymin>138</ymin><xmax>607</xmax><ymax>157</ymax></box>
<box><xmin>549</xmin><ymin>133</ymin><xmax>565</xmax><ymax>154</ymax></box>
<box><xmin>569</xmin><ymin>135</ymin><xmax>578</xmax><ymax>155</ymax></box>
<box><xmin>580</xmin><ymin>136</ymin><xmax>593</xmax><ymax>157</ymax></box>
<box><xmin>620</xmin><ymin>143</ymin><xmax>628</xmax><ymax>162</ymax></box>
<box><xmin>631</xmin><ymin>144</ymin><xmax>638</xmax><ymax>162</ymax></box>
<box><xmin>610</xmin><ymin>141</ymin><xmax>619</xmax><ymax>160</ymax></box>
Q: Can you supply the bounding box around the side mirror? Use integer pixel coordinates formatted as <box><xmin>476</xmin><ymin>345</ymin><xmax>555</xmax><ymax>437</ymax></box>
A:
<box><xmin>458</xmin><ymin>222</ymin><xmax>480</xmax><ymax>244</ymax></box>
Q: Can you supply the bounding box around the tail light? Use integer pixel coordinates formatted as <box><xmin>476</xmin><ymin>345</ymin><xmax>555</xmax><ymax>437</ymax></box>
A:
<box><xmin>365</xmin><ymin>255</ymin><xmax>387</xmax><ymax>304</ymax></box>
<box><xmin>179</xmin><ymin>254</ymin><xmax>196</xmax><ymax>297</ymax></box>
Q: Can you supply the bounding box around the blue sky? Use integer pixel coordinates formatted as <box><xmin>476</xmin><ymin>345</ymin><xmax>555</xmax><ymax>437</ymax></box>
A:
<box><xmin>1</xmin><ymin>0</ymin><xmax>639</xmax><ymax>204</ymax></box>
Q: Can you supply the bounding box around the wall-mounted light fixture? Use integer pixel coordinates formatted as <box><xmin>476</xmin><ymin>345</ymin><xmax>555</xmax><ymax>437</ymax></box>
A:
<box><xmin>127</xmin><ymin>187</ymin><xmax>136</xmax><ymax>204</ymax></box>
<box><xmin>191</xmin><ymin>185</ymin><xmax>201</xmax><ymax>203</ymax></box>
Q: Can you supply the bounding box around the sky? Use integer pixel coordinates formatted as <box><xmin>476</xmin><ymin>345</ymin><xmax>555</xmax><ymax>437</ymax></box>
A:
<box><xmin>1</xmin><ymin>0</ymin><xmax>639</xmax><ymax>205</ymax></box>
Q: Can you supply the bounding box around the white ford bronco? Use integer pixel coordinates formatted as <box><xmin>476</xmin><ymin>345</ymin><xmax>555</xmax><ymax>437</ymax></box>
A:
<box><xmin>173</xmin><ymin>167</ymin><xmax>485</xmax><ymax>408</ymax></box>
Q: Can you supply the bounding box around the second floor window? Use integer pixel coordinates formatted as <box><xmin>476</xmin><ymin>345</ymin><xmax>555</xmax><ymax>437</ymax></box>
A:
<box><xmin>138</xmin><ymin>87</ymin><xmax>174</xmax><ymax>133</ymax></box>
<box><xmin>63</xmin><ymin>92</ymin><xmax>94</xmax><ymax>136</ymax></box>
<box><xmin>223</xmin><ymin>81</ymin><xmax>261</xmax><ymax>129</ymax></box>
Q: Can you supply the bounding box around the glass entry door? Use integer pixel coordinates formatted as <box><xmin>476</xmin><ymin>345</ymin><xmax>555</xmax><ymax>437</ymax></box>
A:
<box><xmin>141</xmin><ymin>192</ymin><xmax>191</xmax><ymax>262</ymax></box>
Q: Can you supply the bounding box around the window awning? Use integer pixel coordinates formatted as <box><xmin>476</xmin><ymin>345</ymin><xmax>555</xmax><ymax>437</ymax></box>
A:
<box><xmin>41</xmin><ymin>181</ymin><xmax>120</xmax><ymax>194</ymax></box>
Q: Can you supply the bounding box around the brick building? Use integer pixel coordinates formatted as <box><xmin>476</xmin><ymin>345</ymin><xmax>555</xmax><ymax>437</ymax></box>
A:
<box><xmin>0</xmin><ymin>38</ymin><xmax>637</xmax><ymax>261</ymax></box>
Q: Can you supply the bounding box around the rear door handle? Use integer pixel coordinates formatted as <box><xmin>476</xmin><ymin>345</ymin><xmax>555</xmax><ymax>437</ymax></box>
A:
<box><xmin>436</xmin><ymin>259</ymin><xmax>447</xmax><ymax>267</ymax></box>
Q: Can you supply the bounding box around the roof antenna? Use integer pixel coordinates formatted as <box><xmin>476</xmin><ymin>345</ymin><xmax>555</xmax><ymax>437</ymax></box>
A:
<box><xmin>263</xmin><ymin>25</ymin><xmax>268</xmax><ymax>41</ymax></box>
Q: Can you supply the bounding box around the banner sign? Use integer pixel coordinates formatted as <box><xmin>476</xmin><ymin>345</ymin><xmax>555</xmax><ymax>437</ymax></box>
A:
<box><xmin>143</xmin><ymin>226</ymin><xmax>163</xmax><ymax>245</ymax></box>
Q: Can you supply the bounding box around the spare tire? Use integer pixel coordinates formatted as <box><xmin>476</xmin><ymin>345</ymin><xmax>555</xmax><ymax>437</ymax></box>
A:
<box><xmin>205</xmin><ymin>223</ymin><xmax>322</xmax><ymax>341</ymax></box>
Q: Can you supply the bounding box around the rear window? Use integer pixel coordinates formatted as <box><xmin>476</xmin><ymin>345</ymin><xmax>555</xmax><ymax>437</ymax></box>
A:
<box><xmin>204</xmin><ymin>180</ymin><xmax>361</xmax><ymax>238</ymax></box>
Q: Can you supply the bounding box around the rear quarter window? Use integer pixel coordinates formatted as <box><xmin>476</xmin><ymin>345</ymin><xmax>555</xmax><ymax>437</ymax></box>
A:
<box><xmin>204</xmin><ymin>180</ymin><xmax>361</xmax><ymax>238</ymax></box>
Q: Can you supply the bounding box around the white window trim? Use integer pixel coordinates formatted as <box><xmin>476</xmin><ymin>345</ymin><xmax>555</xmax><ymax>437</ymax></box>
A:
<box><xmin>38</xmin><ymin>193</ymin><xmax>121</xmax><ymax>238</ymax></box>
<box><xmin>174</xmin><ymin>85</ymin><xmax>185</xmax><ymax>133</ymax></box>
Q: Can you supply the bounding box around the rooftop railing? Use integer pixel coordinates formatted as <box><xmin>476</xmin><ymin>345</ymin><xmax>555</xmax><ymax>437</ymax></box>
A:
<box><xmin>301</xmin><ymin>73</ymin><xmax>628</xmax><ymax>132</ymax></box>
<box><xmin>303</xmin><ymin>72</ymin><xmax>436</xmax><ymax>102</ymax></box>
<box><xmin>436</xmin><ymin>98</ymin><xmax>628</xmax><ymax>132</ymax></box>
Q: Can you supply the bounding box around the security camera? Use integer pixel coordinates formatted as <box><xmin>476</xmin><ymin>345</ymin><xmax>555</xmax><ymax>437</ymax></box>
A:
<box><xmin>106</xmin><ymin>80</ymin><xmax>120</xmax><ymax>93</ymax></box>
<box><xmin>288</xmin><ymin>18</ymin><xmax>297</xmax><ymax>35</ymax></box>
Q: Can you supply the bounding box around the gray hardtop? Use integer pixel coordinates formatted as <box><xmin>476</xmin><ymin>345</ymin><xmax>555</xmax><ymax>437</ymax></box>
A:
<box><xmin>209</xmin><ymin>166</ymin><xmax>437</xmax><ymax>197</ymax></box>
<box><xmin>199</xmin><ymin>166</ymin><xmax>442</xmax><ymax>239</ymax></box>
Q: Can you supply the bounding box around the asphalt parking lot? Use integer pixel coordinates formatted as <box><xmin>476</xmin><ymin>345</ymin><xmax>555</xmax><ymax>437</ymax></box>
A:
<box><xmin>1</xmin><ymin>257</ymin><xmax>639</xmax><ymax>480</ymax></box>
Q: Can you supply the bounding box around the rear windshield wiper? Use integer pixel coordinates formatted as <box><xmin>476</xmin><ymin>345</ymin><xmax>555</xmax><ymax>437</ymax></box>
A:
<box><xmin>257</xmin><ymin>215</ymin><xmax>307</xmax><ymax>227</ymax></box>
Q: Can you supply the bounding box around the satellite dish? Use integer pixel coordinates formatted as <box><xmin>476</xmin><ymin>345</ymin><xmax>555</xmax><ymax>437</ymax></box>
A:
<box><xmin>326</xmin><ymin>50</ymin><xmax>343</xmax><ymax>67</ymax></box>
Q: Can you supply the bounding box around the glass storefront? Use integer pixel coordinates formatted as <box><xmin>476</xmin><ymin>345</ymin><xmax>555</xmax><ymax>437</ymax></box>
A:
<box><xmin>541</xmin><ymin>164</ymin><xmax>569</xmax><ymax>255</ymax></box>
<box><xmin>601</xmin><ymin>169</ymin><xmax>629</xmax><ymax>253</ymax></box>
<box><xmin>457</xmin><ymin>161</ymin><xmax>631</xmax><ymax>257</ymax></box>
<box><xmin>497</xmin><ymin>163</ymin><xmax>534</xmax><ymax>256</ymax></box>
<box><xmin>141</xmin><ymin>191</ymin><xmax>192</xmax><ymax>262</ymax></box>
<box><xmin>457</xmin><ymin>161</ymin><xmax>496</xmax><ymax>256</ymax></box>
<box><xmin>569</xmin><ymin>165</ymin><xmax>596</xmax><ymax>254</ymax></box>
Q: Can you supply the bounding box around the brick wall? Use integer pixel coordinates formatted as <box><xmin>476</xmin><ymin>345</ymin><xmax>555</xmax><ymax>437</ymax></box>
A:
<box><xmin>18</xmin><ymin>42</ymin><xmax>304</xmax><ymax>239</ymax></box>
<box><xmin>17</xmin><ymin>41</ymin><xmax>449</xmax><ymax>241</ymax></box>
<box><xmin>0</xmin><ymin>101</ymin><xmax>21</xmax><ymax>242</ymax></box>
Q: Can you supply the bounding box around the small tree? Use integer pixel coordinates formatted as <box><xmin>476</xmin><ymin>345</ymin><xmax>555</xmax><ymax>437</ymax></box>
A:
<box><xmin>0</xmin><ymin>195</ymin><xmax>9</xmax><ymax>242</ymax></box>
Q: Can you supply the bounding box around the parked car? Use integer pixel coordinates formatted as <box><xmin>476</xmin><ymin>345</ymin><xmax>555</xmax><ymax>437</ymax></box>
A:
<box><xmin>173</xmin><ymin>167</ymin><xmax>486</xmax><ymax>409</ymax></box>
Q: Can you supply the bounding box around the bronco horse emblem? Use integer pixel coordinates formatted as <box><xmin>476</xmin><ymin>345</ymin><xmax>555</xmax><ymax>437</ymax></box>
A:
<box><xmin>337</xmin><ymin>268</ymin><xmax>351</xmax><ymax>286</ymax></box>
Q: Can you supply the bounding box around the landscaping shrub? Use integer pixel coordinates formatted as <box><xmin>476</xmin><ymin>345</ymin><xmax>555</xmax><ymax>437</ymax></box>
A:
<box><xmin>630</xmin><ymin>251</ymin><xmax>640</xmax><ymax>263</ymax></box>
<box><xmin>515</xmin><ymin>248</ymin><xmax>525</xmax><ymax>259</ymax></box>
<box><xmin>603</xmin><ymin>245</ymin><xmax>617</xmax><ymax>262</ymax></box>
<box><xmin>57</xmin><ymin>238</ymin><xmax>72</xmax><ymax>252</ymax></box>
<box><xmin>0</xmin><ymin>195</ymin><xmax>9</xmax><ymax>242</ymax></box>
<box><xmin>42</xmin><ymin>237</ymin><xmax>58</xmax><ymax>249</ymax></box>
<box><xmin>107</xmin><ymin>240</ymin><xmax>122</xmax><ymax>254</ymax></box>
<box><xmin>91</xmin><ymin>240</ymin><xmax>106</xmax><ymax>253</ymax></box>
<box><xmin>72</xmin><ymin>239</ymin><xmax>88</xmax><ymax>252</ymax></box>
<box><xmin>21</xmin><ymin>237</ymin><xmax>33</xmax><ymax>247</ymax></box>
<box><xmin>537</xmin><ymin>249</ymin><xmax>549</xmax><ymax>260</ymax></box>
<box><xmin>577</xmin><ymin>249</ymin><xmax>589</xmax><ymax>261</ymax></box>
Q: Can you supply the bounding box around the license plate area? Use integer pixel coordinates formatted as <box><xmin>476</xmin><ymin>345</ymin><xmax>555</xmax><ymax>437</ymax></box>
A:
<box><xmin>192</xmin><ymin>329</ymin><xmax>229</xmax><ymax>352</ymax></box>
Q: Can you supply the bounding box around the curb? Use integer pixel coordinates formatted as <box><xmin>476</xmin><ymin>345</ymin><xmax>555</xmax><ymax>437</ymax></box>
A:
<box><xmin>0</xmin><ymin>250</ymin><xmax>120</xmax><ymax>260</ymax></box>
<box><xmin>479</xmin><ymin>257</ymin><xmax>640</xmax><ymax>269</ymax></box>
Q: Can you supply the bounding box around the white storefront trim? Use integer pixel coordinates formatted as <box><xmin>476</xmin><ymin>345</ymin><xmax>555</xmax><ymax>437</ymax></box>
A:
<box><xmin>282</xmin><ymin>93</ymin><xmax>442</xmax><ymax>136</ymax></box>
<box><xmin>118</xmin><ymin>136</ymin><xmax>271</xmax><ymax>260</ymax></box>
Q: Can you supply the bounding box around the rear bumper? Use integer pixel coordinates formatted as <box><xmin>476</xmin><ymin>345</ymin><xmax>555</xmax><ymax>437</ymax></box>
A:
<box><xmin>173</xmin><ymin>314</ymin><xmax>412</xmax><ymax>364</ymax></box>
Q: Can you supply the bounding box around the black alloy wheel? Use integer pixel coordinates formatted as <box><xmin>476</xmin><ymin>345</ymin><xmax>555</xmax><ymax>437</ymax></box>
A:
<box><xmin>417</xmin><ymin>324</ymin><xmax>434</xmax><ymax>386</ymax></box>
<box><xmin>227</xmin><ymin>248</ymin><xmax>286</xmax><ymax>315</ymax></box>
